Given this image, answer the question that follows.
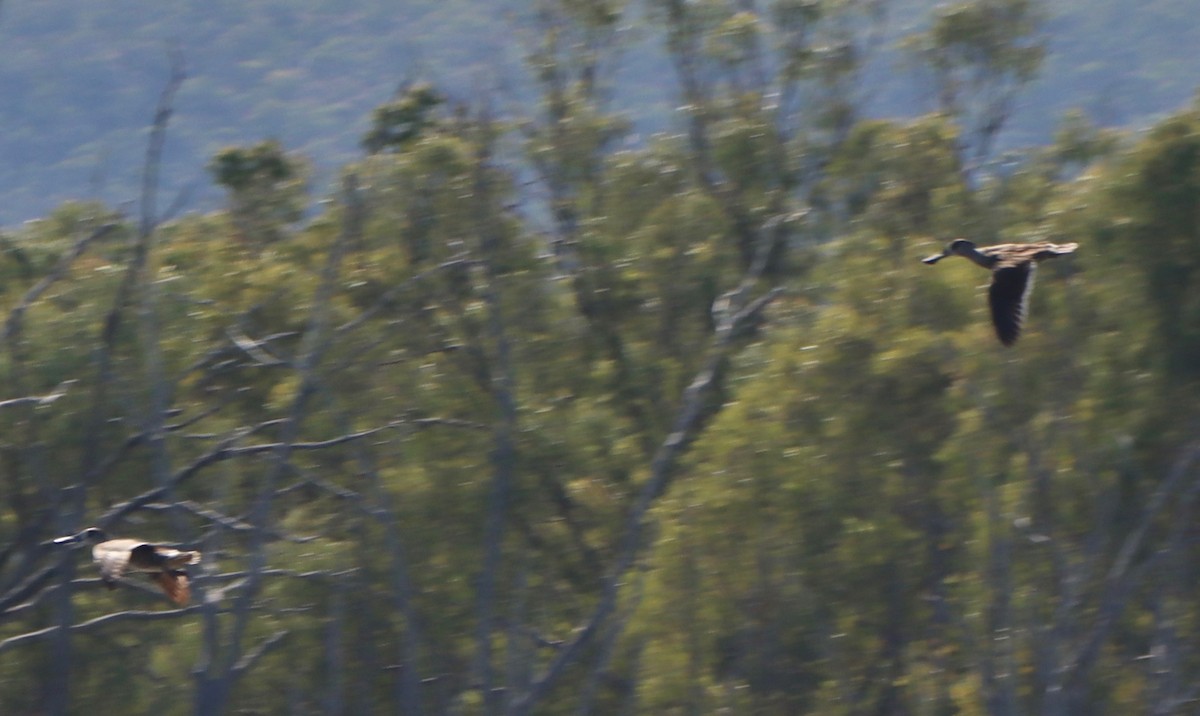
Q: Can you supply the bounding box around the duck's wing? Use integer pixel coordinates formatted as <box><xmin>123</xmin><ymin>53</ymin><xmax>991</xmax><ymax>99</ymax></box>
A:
<box><xmin>988</xmin><ymin>262</ymin><xmax>1035</xmax><ymax>346</ymax></box>
<box><xmin>92</xmin><ymin>541</ymin><xmax>140</xmax><ymax>584</ymax></box>
<box><xmin>1034</xmin><ymin>242</ymin><xmax>1078</xmax><ymax>259</ymax></box>
<box><xmin>155</xmin><ymin>547</ymin><xmax>202</xmax><ymax>568</ymax></box>
<box><xmin>152</xmin><ymin>571</ymin><xmax>191</xmax><ymax>606</ymax></box>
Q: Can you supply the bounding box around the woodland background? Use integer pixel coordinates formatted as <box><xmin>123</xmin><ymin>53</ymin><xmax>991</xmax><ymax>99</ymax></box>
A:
<box><xmin>2</xmin><ymin>0</ymin><xmax>1200</xmax><ymax>714</ymax></box>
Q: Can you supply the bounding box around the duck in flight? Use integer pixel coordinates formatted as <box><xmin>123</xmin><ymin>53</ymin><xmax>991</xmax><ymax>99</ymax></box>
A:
<box><xmin>53</xmin><ymin>527</ymin><xmax>202</xmax><ymax>605</ymax></box>
<box><xmin>922</xmin><ymin>239</ymin><xmax>1078</xmax><ymax>346</ymax></box>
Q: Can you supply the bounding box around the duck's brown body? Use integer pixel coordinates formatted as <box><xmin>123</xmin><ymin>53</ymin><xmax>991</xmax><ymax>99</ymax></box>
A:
<box><xmin>923</xmin><ymin>239</ymin><xmax>1078</xmax><ymax>346</ymax></box>
<box><xmin>54</xmin><ymin>528</ymin><xmax>201</xmax><ymax>605</ymax></box>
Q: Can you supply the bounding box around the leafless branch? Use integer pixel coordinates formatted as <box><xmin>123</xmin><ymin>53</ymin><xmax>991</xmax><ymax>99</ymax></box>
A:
<box><xmin>165</xmin><ymin>398</ymin><xmax>240</xmax><ymax>432</ymax></box>
<box><xmin>138</xmin><ymin>500</ymin><xmax>314</xmax><ymax>542</ymax></box>
<box><xmin>1060</xmin><ymin>442</ymin><xmax>1200</xmax><ymax>690</ymax></box>
<box><xmin>96</xmin><ymin>421</ymin><xmax>398</xmax><ymax>527</ymax></box>
<box><xmin>0</xmin><ymin>605</ymin><xmax>205</xmax><ymax>654</ymax></box>
<box><xmin>226</xmin><ymin>326</ymin><xmax>288</xmax><ymax>367</ymax></box>
<box><xmin>195</xmin><ymin>174</ymin><xmax>362</xmax><ymax>715</ymax></box>
<box><xmin>200</xmin><ymin>568</ymin><xmax>360</xmax><ymax>582</ymax></box>
<box><xmin>231</xmin><ymin>629</ymin><xmax>290</xmax><ymax>677</ymax></box>
<box><xmin>468</xmin><ymin>107</ymin><xmax>520</xmax><ymax>716</ymax></box>
<box><xmin>0</xmin><ymin>557</ymin><xmax>63</xmax><ymax>620</ymax></box>
<box><xmin>336</xmin><ymin>257</ymin><xmax>475</xmax><ymax>335</ymax></box>
<box><xmin>184</xmin><ymin>330</ymin><xmax>297</xmax><ymax>376</ymax></box>
<box><xmin>275</xmin><ymin>468</ymin><xmax>365</xmax><ymax>502</ymax></box>
<box><xmin>304</xmin><ymin>388</ymin><xmax>429</xmax><ymax>714</ymax></box>
<box><xmin>509</xmin><ymin>254</ymin><xmax>782</xmax><ymax>713</ymax></box>
<box><xmin>140</xmin><ymin>46</ymin><xmax>186</xmax><ymax>238</ymax></box>
<box><xmin>398</xmin><ymin>413</ymin><xmax>491</xmax><ymax>431</ymax></box>
<box><xmin>0</xmin><ymin>380</ymin><xmax>76</xmax><ymax>409</ymax></box>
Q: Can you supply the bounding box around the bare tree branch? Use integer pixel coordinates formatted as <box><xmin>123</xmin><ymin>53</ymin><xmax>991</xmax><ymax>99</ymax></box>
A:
<box><xmin>231</xmin><ymin>630</ymin><xmax>290</xmax><ymax>677</ymax></box>
<box><xmin>194</xmin><ymin>173</ymin><xmax>361</xmax><ymax>716</ymax></box>
<box><xmin>0</xmin><ymin>605</ymin><xmax>205</xmax><ymax>654</ymax></box>
<box><xmin>0</xmin><ymin>380</ymin><xmax>76</xmax><ymax>410</ymax></box>
<box><xmin>138</xmin><ymin>500</ymin><xmax>314</xmax><ymax>542</ymax></box>
<box><xmin>226</xmin><ymin>326</ymin><xmax>289</xmax><ymax>367</ymax></box>
<box><xmin>468</xmin><ymin>108</ymin><xmax>521</xmax><ymax>716</ymax></box>
<box><xmin>1059</xmin><ymin>442</ymin><xmax>1200</xmax><ymax>693</ymax></box>
<box><xmin>336</xmin><ymin>257</ymin><xmax>474</xmax><ymax>335</ymax></box>
<box><xmin>98</xmin><ymin>421</ymin><xmax>397</xmax><ymax>533</ymax></box>
<box><xmin>509</xmin><ymin>275</ymin><xmax>783</xmax><ymax>713</ymax></box>
<box><xmin>303</xmin><ymin>388</ymin><xmax>429</xmax><ymax>714</ymax></box>
<box><xmin>139</xmin><ymin>45</ymin><xmax>186</xmax><ymax>239</ymax></box>
<box><xmin>29</xmin><ymin>55</ymin><xmax>183</xmax><ymax>710</ymax></box>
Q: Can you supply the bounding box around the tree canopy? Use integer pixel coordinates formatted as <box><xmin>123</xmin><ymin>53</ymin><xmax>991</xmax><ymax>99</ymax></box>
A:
<box><xmin>3</xmin><ymin>1</ymin><xmax>1200</xmax><ymax>715</ymax></box>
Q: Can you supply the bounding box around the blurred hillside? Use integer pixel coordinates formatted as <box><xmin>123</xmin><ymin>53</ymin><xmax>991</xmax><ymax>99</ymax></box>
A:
<box><xmin>1</xmin><ymin>0</ymin><xmax>1199</xmax><ymax>226</ymax></box>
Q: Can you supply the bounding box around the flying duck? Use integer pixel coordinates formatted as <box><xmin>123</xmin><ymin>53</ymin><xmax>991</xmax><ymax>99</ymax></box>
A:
<box><xmin>53</xmin><ymin>527</ymin><xmax>202</xmax><ymax>605</ymax></box>
<box><xmin>922</xmin><ymin>239</ymin><xmax>1078</xmax><ymax>346</ymax></box>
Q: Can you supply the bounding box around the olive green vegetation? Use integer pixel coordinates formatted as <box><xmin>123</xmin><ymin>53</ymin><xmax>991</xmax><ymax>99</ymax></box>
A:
<box><xmin>3</xmin><ymin>0</ymin><xmax>1200</xmax><ymax>714</ymax></box>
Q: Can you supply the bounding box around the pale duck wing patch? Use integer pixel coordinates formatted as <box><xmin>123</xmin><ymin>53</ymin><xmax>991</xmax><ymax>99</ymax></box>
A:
<box><xmin>93</xmin><ymin>544</ymin><xmax>135</xmax><ymax>584</ymax></box>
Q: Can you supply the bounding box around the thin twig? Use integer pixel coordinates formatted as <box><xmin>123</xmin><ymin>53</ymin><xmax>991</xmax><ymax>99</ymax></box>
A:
<box><xmin>0</xmin><ymin>380</ymin><xmax>77</xmax><ymax>409</ymax></box>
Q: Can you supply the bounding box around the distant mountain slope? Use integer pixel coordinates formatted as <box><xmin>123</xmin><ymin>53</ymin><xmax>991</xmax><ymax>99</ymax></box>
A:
<box><xmin>0</xmin><ymin>0</ymin><xmax>526</xmax><ymax>225</ymax></box>
<box><xmin>1</xmin><ymin>0</ymin><xmax>1196</xmax><ymax>227</ymax></box>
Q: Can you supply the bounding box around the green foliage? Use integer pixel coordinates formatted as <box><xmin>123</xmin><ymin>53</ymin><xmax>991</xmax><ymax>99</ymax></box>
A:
<box><xmin>208</xmin><ymin>139</ymin><xmax>308</xmax><ymax>245</ymax></box>
<box><xmin>903</xmin><ymin>0</ymin><xmax>1047</xmax><ymax>170</ymax></box>
<box><xmin>922</xmin><ymin>0</ymin><xmax>1045</xmax><ymax>85</ymax></box>
<box><xmin>209</xmin><ymin>140</ymin><xmax>297</xmax><ymax>192</ymax></box>
<box><xmin>361</xmin><ymin>83</ymin><xmax>445</xmax><ymax>154</ymax></box>
<box><xmin>1048</xmin><ymin>99</ymin><xmax>1200</xmax><ymax>451</ymax></box>
<box><xmin>6</xmin><ymin>3</ymin><xmax>1200</xmax><ymax>715</ymax></box>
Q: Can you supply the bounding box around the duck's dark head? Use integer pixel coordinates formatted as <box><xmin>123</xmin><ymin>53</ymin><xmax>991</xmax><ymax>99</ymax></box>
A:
<box><xmin>922</xmin><ymin>238</ymin><xmax>976</xmax><ymax>264</ymax></box>
<box><xmin>52</xmin><ymin>527</ymin><xmax>108</xmax><ymax>546</ymax></box>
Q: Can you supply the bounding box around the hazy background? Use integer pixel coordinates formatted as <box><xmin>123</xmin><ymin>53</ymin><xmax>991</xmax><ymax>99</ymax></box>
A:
<box><xmin>1</xmin><ymin>0</ymin><xmax>1197</xmax><ymax>226</ymax></box>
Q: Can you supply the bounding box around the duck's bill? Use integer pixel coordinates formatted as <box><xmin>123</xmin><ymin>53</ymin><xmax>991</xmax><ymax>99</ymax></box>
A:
<box><xmin>922</xmin><ymin>252</ymin><xmax>947</xmax><ymax>264</ymax></box>
<box><xmin>51</xmin><ymin>535</ymin><xmax>79</xmax><ymax>545</ymax></box>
